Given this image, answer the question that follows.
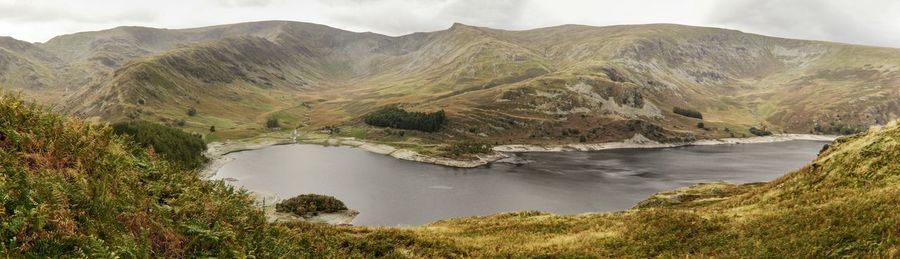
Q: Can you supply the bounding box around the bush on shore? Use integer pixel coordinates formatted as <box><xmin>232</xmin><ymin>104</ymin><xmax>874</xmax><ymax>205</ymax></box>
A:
<box><xmin>749</xmin><ymin>126</ymin><xmax>773</xmax><ymax>136</ymax></box>
<box><xmin>266</xmin><ymin>116</ymin><xmax>280</xmax><ymax>128</ymax></box>
<box><xmin>445</xmin><ymin>141</ymin><xmax>494</xmax><ymax>157</ymax></box>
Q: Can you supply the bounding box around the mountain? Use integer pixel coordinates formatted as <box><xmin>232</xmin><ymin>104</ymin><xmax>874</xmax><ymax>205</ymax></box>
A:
<box><xmin>2</xmin><ymin>21</ymin><xmax>900</xmax><ymax>145</ymax></box>
<box><xmin>0</xmin><ymin>36</ymin><xmax>62</xmax><ymax>102</ymax></box>
<box><xmin>2</xmin><ymin>94</ymin><xmax>896</xmax><ymax>257</ymax></box>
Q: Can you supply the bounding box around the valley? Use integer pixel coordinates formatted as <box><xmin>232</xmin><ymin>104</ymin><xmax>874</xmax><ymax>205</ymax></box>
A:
<box><xmin>1</xmin><ymin>18</ymin><xmax>900</xmax><ymax>257</ymax></box>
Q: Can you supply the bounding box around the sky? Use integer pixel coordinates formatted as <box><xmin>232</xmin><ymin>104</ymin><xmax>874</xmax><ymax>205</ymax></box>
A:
<box><xmin>1</xmin><ymin>0</ymin><xmax>899</xmax><ymax>48</ymax></box>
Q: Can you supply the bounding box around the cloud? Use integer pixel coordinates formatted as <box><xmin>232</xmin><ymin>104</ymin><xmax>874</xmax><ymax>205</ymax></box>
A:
<box><xmin>322</xmin><ymin>0</ymin><xmax>530</xmax><ymax>35</ymax></box>
<box><xmin>437</xmin><ymin>0</ymin><xmax>528</xmax><ymax>28</ymax></box>
<box><xmin>707</xmin><ymin>0</ymin><xmax>900</xmax><ymax>47</ymax></box>
<box><xmin>0</xmin><ymin>0</ymin><xmax>898</xmax><ymax>48</ymax></box>
<box><xmin>0</xmin><ymin>1</ymin><xmax>156</xmax><ymax>23</ymax></box>
<box><xmin>215</xmin><ymin>0</ymin><xmax>281</xmax><ymax>7</ymax></box>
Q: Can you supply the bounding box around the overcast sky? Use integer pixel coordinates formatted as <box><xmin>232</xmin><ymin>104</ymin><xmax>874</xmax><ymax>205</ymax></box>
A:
<box><xmin>1</xmin><ymin>0</ymin><xmax>899</xmax><ymax>48</ymax></box>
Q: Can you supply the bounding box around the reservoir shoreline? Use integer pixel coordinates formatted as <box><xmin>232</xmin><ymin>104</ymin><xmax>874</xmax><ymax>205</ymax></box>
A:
<box><xmin>212</xmin><ymin>138</ymin><xmax>831</xmax><ymax>226</ymax></box>
<box><xmin>201</xmin><ymin>133</ymin><xmax>837</xmax><ymax>178</ymax></box>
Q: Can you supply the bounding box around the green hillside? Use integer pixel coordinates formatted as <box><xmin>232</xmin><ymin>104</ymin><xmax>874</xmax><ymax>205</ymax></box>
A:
<box><xmin>2</xmin><ymin>92</ymin><xmax>898</xmax><ymax>256</ymax></box>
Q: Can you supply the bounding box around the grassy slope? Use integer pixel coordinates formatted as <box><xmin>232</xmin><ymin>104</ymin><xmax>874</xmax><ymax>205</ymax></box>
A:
<box><xmin>2</xmin><ymin>95</ymin><xmax>898</xmax><ymax>257</ymax></box>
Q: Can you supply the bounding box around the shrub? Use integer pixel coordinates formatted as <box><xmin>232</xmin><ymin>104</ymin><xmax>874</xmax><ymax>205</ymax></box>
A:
<box><xmin>814</xmin><ymin>123</ymin><xmax>862</xmax><ymax>135</ymax></box>
<box><xmin>276</xmin><ymin>194</ymin><xmax>348</xmax><ymax>217</ymax></box>
<box><xmin>749</xmin><ymin>126</ymin><xmax>772</xmax><ymax>136</ymax></box>
<box><xmin>187</xmin><ymin>107</ymin><xmax>198</xmax><ymax>116</ymax></box>
<box><xmin>364</xmin><ymin>105</ymin><xmax>446</xmax><ymax>132</ymax></box>
<box><xmin>112</xmin><ymin>121</ymin><xmax>208</xmax><ymax>169</ymax></box>
<box><xmin>673</xmin><ymin>107</ymin><xmax>703</xmax><ymax>119</ymax></box>
<box><xmin>209</xmin><ymin>125</ymin><xmax>216</xmax><ymax>132</ymax></box>
<box><xmin>697</xmin><ymin>122</ymin><xmax>705</xmax><ymax>129</ymax></box>
<box><xmin>266</xmin><ymin>117</ymin><xmax>280</xmax><ymax>128</ymax></box>
<box><xmin>445</xmin><ymin>141</ymin><xmax>494</xmax><ymax>156</ymax></box>
<box><xmin>321</xmin><ymin>125</ymin><xmax>341</xmax><ymax>134</ymax></box>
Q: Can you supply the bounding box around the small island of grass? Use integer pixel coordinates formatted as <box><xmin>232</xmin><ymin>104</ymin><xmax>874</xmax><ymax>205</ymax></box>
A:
<box><xmin>276</xmin><ymin>194</ymin><xmax>348</xmax><ymax>218</ymax></box>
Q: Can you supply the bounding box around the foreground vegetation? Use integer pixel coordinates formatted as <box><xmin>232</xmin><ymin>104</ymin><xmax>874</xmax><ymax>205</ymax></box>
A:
<box><xmin>0</xmin><ymin>96</ymin><xmax>298</xmax><ymax>257</ymax></box>
<box><xmin>1</xmin><ymin>95</ymin><xmax>898</xmax><ymax>257</ymax></box>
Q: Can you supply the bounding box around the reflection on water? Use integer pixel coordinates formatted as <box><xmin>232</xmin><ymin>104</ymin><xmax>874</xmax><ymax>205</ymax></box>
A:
<box><xmin>213</xmin><ymin>140</ymin><xmax>827</xmax><ymax>226</ymax></box>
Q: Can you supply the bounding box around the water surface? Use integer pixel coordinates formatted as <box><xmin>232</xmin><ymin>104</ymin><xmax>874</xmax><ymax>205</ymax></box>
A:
<box><xmin>214</xmin><ymin>140</ymin><xmax>827</xmax><ymax>226</ymax></box>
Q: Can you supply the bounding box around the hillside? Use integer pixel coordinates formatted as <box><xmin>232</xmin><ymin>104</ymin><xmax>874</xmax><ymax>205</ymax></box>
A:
<box><xmin>1</xmin><ymin>21</ymin><xmax>900</xmax><ymax>151</ymax></box>
<box><xmin>0</xmin><ymin>37</ymin><xmax>62</xmax><ymax>102</ymax></box>
<box><xmin>1</xmin><ymin>95</ymin><xmax>897</xmax><ymax>257</ymax></box>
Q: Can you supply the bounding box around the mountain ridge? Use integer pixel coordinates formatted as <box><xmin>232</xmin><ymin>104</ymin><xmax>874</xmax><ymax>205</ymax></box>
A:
<box><xmin>2</xmin><ymin>20</ymin><xmax>899</xmax><ymax>149</ymax></box>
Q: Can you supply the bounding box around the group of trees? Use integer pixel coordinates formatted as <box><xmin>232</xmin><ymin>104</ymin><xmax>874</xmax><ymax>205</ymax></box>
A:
<box><xmin>364</xmin><ymin>105</ymin><xmax>446</xmax><ymax>132</ymax></box>
<box><xmin>276</xmin><ymin>194</ymin><xmax>348</xmax><ymax>217</ymax></box>
<box><xmin>112</xmin><ymin>121</ymin><xmax>208</xmax><ymax>169</ymax></box>
<box><xmin>673</xmin><ymin>107</ymin><xmax>703</xmax><ymax>119</ymax></box>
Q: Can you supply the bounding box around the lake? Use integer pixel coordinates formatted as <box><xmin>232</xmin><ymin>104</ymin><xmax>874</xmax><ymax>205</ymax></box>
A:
<box><xmin>213</xmin><ymin>140</ymin><xmax>827</xmax><ymax>226</ymax></box>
